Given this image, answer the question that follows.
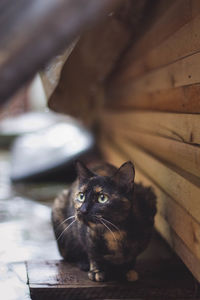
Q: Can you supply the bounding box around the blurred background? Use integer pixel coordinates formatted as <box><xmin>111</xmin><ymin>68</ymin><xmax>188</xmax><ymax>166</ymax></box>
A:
<box><xmin>0</xmin><ymin>73</ymin><xmax>96</xmax><ymax>299</ymax></box>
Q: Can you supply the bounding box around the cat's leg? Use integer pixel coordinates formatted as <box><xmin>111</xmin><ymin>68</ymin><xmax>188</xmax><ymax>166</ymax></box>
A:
<box><xmin>88</xmin><ymin>259</ymin><xmax>106</xmax><ymax>282</ymax></box>
<box><xmin>78</xmin><ymin>260</ymin><xmax>89</xmax><ymax>271</ymax></box>
<box><xmin>125</xmin><ymin>260</ymin><xmax>138</xmax><ymax>282</ymax></box>
<box><xmin>126</xmin><ymin>269</ymin><xmax>138</xmax><ymax>282</ymax></box>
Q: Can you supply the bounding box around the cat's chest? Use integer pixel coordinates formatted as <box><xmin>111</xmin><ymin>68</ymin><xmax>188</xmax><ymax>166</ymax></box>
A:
<box><xmin>103</xmin><ymin>230</ymin><xmax>131</xmax><ymax>264</ymax></box>
<box><xmin>104</xmin><ymin>230</ymin><xmax>126</xmax><ymax>252</ymax></box>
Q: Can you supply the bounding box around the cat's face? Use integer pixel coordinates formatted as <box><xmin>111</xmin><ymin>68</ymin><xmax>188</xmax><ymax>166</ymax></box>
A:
<box><xmin>74</xmin><ymin>161</ymin><xmax>135</xmax><ymax>227</ymax></box>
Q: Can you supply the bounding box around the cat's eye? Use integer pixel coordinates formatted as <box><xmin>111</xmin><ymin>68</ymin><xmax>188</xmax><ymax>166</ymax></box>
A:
<box><xmin>77</xmin><ymin>192</ymin><xmax>85</xmax><ymax>202</ymax></box>
<box><xmin>98</xmin><ymin>193</ymin><xmax>108</xmax><ymax>204</ymax></box>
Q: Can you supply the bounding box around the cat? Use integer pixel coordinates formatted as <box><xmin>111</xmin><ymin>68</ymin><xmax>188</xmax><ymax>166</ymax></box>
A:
<box><xmin>52</xmin><ymin>160</ymin><xmax>156</xmax><ymax>282</ymax></box>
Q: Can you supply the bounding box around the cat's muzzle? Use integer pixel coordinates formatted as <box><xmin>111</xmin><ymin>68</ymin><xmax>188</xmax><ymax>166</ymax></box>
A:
<box><xmin>77</xmin><ymin>210</ymin><xmax>89</xmax><ymax>223</ymax></box>
<box><xmin>77</xmin><ymin>210</ymin><xmax>95</xmax><ymax>225</ymax></box>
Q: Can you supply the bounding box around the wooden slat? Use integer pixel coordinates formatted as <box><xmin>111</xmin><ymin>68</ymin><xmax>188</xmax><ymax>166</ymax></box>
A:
<box><xmin>135</xmin><ymin>169</ymin><xmax>200</xmax><ymax>261</ymax></box>
<box><xmin>101</xmin><ymin>135</ymin><xmax>200</xmax><ymax>224</ymax></box>
<box><xmin>107</xmin><ymin>83</ymin><xmax>200</xmax><ymax>113</ymax></box>
<box><xmin>122</xmin><ymin>0</ymin><xmax>200</xmax><ymax>67</ymax></box>
<box><xmin>155</xmin><ymin>215</ymin><xmax>200</xmax><ymax>283</ymax></box>
<box><xmin>102</xmin><ymin>111</ymin><xmax>200</xmax><ymax>145</ymax></box>
<box><xmin>100</xmin><ymin>137</ymin><xmax>200</xmax><ymax>261</ymax></box>
<box><xmin>109</xmin><ymin>50</ymin><xmax>200</xmax><ymax>104</ymax></box>
<box><xmin>27</xmin><ymin>246</ymin><xmax>200</xmax><ymax>299</ymax></box>
<box><xmin>116</xmin><ymin>13</ymin><xmax>200</xmax><ymax>82</ymax></box>
<box><xmin>100</xmin><ymin>137</ymin><xmax>200</xmax><ymax>282</ymax></box>
<box><xmin>109</xmin><ymin>128</ymin><xmax>200</xmax><ymax>178</ymax></box>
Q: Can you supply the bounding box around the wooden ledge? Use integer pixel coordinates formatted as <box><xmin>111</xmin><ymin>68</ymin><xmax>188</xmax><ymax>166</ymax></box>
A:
<box><xmin>26</xmin><ymin>250</ymin><xmax>200</xmax><ymax>299</ymax></box>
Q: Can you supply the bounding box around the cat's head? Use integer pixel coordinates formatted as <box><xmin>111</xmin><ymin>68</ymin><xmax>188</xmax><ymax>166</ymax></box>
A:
<box><xmin>74</xmin><ymin>161</ymin><xmax>135</xmax><ymax>227</ymax></box>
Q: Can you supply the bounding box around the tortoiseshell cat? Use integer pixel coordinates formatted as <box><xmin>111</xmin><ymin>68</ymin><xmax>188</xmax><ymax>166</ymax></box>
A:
<box><xmin>52</xmin><ymin>161</ymin><xmax>156</xmax><ymax>282</ymax></box>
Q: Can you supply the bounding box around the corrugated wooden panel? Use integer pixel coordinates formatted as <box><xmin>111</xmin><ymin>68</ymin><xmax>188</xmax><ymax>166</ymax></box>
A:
<box><xmin>102</xmin><ymin>112</ymin><xmax>200</xmax><ymax>144</ymax></box>
<box><xmin>100</xmin><ymin>136</ymin><xmax>200</xmax><ymax>282</ymax></box>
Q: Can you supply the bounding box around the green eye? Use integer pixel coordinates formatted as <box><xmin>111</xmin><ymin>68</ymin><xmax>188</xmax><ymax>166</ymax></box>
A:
<box><xmin>77</xmin><ymin>192</ymin><xmax>85</xmax><ymax>202</ymax></box>
<box><xmin>98</xmin><ymin>194</ymin><xmax>108</xmax><ymax>204</ymax></box>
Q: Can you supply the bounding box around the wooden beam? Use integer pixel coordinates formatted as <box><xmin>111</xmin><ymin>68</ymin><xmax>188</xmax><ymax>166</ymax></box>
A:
<box><xmin>102</xmin><ymin>111</ymin><xmax>200</xmax><ymax>144</ymax></box>
<box><xmin>0</xmin><ymin>0</ymin><xmax>119</xmax><ymax>103</ymax></box>
<box><xmin>106</xmin><ymin>83</ymin><xmax>200</xmax><ymax>113</ymax></box>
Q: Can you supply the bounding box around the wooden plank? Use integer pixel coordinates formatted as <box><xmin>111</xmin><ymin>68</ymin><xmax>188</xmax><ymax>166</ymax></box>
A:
<box><xmin>135</xmin><ymin>169</ymin><xmax>200</xmax><ymax>261</ymax></box>
<box><xmin>116</xmin><ymin>13</ymin><xmax>200</xmax><ymax>82</ymax></box>
<box><xmin>155</xmin><ymin>215</ymin><xmax>200</xmax><ymax>283</ymax></box>
<box><xmin>111</xmin><ymin>129</ymin><xmax>200</xmax><ymax>178</ymax></box>
<box><xmin>0</xmin><ymin>0</ymin><xmax>119</xmax><ymax>103</ymax></box>
<box><xmin>99</xmin><ymin>138</ymin><xmax>200</xmax><ymax>283</ymax></box>
<box><xmin>102</xmin><ymin>111</ymin><xmax>200</xmax><ymax>145</ymax></box>
<box><xmin>106</xmin><ymin>83</ymin><xmax>200</xmax><ymax>113</ymax></box>
<box><xmin>121</xmin><ymin>0</ymin><xmax>200</xmax><ymax>67</ymax></box>
<box><xmin>100</xmin><ymin>137</ymin><xmax>200</xmax><ymax>261</ymax></box>
<box><xmin>110</xmin><ymin>50</ymin><xmax>200</xmax><ymax>101</ymax></box>
<box><xmin>101</xmin><ymin>135</ymin><xmax>200</xmax><ymax>224</ymax></box>
<box><xmin>27</xmin><ymin>246</ymin><xmax>199</xmax><ymax>300</ymax></box>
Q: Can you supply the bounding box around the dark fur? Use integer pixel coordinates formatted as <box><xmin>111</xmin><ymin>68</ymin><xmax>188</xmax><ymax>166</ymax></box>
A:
<box><xmin>52</xmin><ymin>161</ymin><xmax>156</xmax><ymax>281</ymax></box>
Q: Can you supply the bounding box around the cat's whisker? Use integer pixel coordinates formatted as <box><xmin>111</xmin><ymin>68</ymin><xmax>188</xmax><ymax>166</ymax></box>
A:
<box><xmin>57</xmin><ymin>219</ymin><xmax>76</xmax><ymax>241</ymax></box>
<box><xmin>58</xmin><ymin>215</ymin><xmax>75</xmax><ymax>228</ymax></box>
<box><xmin>99</xmin><ymin>219</ymin><xmax>117</xmax><ymax>242</ymax></box>
<box><xmin>94</xmin><ymin>216</ymin><xmax>122</xmax><ymax>239</ymax></box>
<box><xmin>100</xmin><ymin>217</ymin><xmax>121</xmax><ymax>233</ymax></box>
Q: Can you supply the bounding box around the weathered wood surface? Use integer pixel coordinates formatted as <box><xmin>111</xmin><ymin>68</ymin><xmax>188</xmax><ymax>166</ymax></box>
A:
<box><xmin>106</xmin><ymin>0</ymin><xmax>200</xmax><ymax>112</ymax></box>
<box><xmin>120</xmin><ymin>0</ymin><xmax>200</xmax><ymax>71</ymax></box>
<box><xmin>0</xmin><ymin>0</ymin><xmax>119</xmax><ymax>103</ymax></box>
<box><xmin>107</xmin><ymin>84</ymin><xmax>200</xmax><ymax>113</ymax></box>
<box><xmin>102</xmin><ymin>111</ymin><xmax>200</xmax><ymax>145</ymax></box>
<box><xmin>112</xmin><ymin>1</ymin><xmax>200</xmax><ymax>82</ymax></box>
<box><xmin>155</xmin><ymin>215</ymin><xmax>200</xmax><ymax>283</ymax></box>
<box><xmin>121</xmin><ymin>14</ymin><xmax>200</xmax><ymax>81</ymax></box>
<box><xmin>100</xmin><ymin>134</ymin><xmax>200</xmax><ymax>224</ymax></box>
<box><xmin>27</xmin><ymin>233</ymin><xmax>200</xmax><ymax>299</ymax></box>
<box><xmin>135</xmin><ymin>170</ymin><xmax>200</xmax><ymax>262</ymax></box>
<box><xmin>106</xmin><ymin>128</ymin><xmax>200</xmax><ymax>178</ymax></box>
<box><xmin>100</xmin><ymin>136</ymin><xmax>200</xmax><ymax>260</ymax></box>
<box><xmin>100</xmin><ymin>136</ymin><xmax>200</xmax><ymax>283</ymax></box>
<box><xmin>108</xmin><ymin>50</ymin><xmax>200</xmax><ymax>108</ymax></box>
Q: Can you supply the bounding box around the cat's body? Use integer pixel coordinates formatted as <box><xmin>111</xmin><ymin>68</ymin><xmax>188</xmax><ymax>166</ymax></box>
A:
<box><xmin>52</xmin><ymin>161</ymin><xmax>156</xmax><ymax>282</ymax></box>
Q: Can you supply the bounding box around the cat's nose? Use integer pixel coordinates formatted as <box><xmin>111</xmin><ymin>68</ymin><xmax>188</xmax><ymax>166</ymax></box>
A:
<box><xmin>77</xmin><ymin>207</ymin><xmax>88</xmax><ymax>222</ymax></box>
<box><xmin>77</xmin><ymin>205</ymin><xmax>88</xmax><ymax>221</ymax></box>
<box><xmin>79</xmin><ymin>206</ymin><xmax>88</xmax><ymax>215</ymax></box>
<box><xmin>78</xmin><ymin>203</ymin><xmax>88</xmax><ymax>215</ymax></box>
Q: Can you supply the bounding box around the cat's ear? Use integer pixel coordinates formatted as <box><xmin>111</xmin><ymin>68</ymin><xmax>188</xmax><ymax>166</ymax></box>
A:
<box><xmin>75</xmin><ymin>160</ymin><xmax>94</xmax><ymax>183</ymax></box>
<box><xmin>112</xmin><ymin>161</ymin><xmax>135</xmax><ymax>192</ymax></box>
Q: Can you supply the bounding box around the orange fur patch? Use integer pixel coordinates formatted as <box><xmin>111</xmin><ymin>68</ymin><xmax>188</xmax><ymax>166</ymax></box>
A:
<box><xmin>94</xmin><ymin>186</ymin><xmax>102</xmax><ymax>193</ymax></box>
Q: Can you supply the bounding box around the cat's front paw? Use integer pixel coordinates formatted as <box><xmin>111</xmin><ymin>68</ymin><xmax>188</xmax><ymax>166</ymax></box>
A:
<box><xmin>88</xmin><ymin>270</ymin><xmax>106</xmax><ymax>282</ymax></box>
<box><xmin>126</xmin><ymin>269</ymin><xmax>138</xmax><ymax>282</ymax></box>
